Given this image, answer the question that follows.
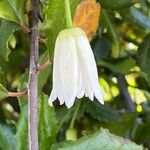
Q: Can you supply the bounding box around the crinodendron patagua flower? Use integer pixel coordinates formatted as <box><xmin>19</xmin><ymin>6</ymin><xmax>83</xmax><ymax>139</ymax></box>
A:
<box><xmin>49</xmin><ymin>27</ymin><xmax>104</xmax><ymax>108</ymax></box>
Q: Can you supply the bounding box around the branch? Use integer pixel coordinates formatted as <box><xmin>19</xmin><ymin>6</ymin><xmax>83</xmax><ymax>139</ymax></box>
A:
<box><xmin>8</xmin><ymin>90</ymin><xmax>27</xmax><ymax>97</ymax></box>
<box><xmin>20</xmin><ymin>24</ymin><xmax>46</xmax><ymax>44</ymax></box>
<box><xmin>38</xmin><ymin>60</ymin><xmax>52</xmax><ymax>70</ymax></box>
<box><xmin>28</xmin><ymin>0</ymin><xmax>39</xmax><ymax>149</ymax></box>
<box><xmin>117</xmin><ymin>74</ymin><xmax>136</xmax><ymax>112</ymax></box>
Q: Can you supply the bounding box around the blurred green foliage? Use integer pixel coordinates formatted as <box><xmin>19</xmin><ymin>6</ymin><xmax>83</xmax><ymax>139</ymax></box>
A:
<box><xmin>0</xmin><ymin>0</ymin><xmax>150</xmax><ymax>149</ymax></box>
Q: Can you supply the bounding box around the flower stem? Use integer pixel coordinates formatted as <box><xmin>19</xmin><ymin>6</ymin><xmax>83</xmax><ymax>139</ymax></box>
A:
<box><xmin>64</xmin><ymin>0</ymin><xmax>72</xmax><ymax>28</ymax></box>
<box><xmin>70</xmin><ymin>101</ymin><xmax>81</xmax><ymax>129</ymax></box>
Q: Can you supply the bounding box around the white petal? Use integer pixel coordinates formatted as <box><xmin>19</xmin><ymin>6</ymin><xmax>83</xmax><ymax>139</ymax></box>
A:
<box><xmin>49</xmin><ymin>37</ymin><xmax>62</xmax><ymax>105</ymax></box>
<box><xmin>76</xmin><ymin>35</ymin><xmax>104</xmax><ymax>104</ymax></box>
<box><xmin>58</xmin><ymin>35</ymin><xmax>78</xmax><ymax>107</ymax></box>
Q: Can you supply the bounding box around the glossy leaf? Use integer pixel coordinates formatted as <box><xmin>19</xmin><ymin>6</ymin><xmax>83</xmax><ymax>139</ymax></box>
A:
<box><xmin>98</xmin><ymin>0</ymin><xmax>138</xmax><ymax>10</ymax></box>
<box><xmin>51</xmin><ymin>128</ymin><xmax>142</xmax><ymax>150</ymax></box>
<box><xmin>83</xmin><ymin>100</ymin><xmax>120</xmax><ymax>122</ymax></box>
<box><xmin>0</xmin><ymin>0</ymin><xmax>26</xmax><ymax>23</ymax></box>
<box><xmin>0</xmin><ymin>20</ymin><xmax>19</xmax><ymax>60</ymax></box>
<box><xmin>0</xmin><ymin>124</ymin><xmax>16</xmax><ymax>150</ymax></box>
<box><xmin>0</xmin><ymin>84</ymin><xmax>9</xmax><ymax>101</ymax></box>
<box><xmin>43</xmin><ymin>0</ymin><xmax>80</xmax><ymax>57</ymax></box>
<box><xmin>38</xmin><ymin>93</ymin><xmax>58</xmax><ymax>150</ymax></box>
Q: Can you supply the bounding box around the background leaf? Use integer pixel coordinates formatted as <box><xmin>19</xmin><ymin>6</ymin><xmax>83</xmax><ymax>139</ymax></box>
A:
<box><xmin>0</xmin><ymin>124</ymin><xmax>16</xmax><ymax>150</ymax></box>
<box><xmin>138</xmin><ymin>35</ymin><xmax>150</xmax><ymax>75</ymax></box>
<box><xmin>98</xmin><ymin>0</ymin><xmax>138</xmax><ymax>10</ymax></box>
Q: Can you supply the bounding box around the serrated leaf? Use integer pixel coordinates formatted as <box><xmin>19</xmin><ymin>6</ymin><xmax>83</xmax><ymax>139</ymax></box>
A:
<box><xmin>0</xmin><ymin>0</ymin><xmax>26</xmax><ymax>23</ymax></box>
<box><xmin>15</xmin><ymin>104</ymin><xmax>28</xmax><ymax>150</ymax></box>
<box><xmin>98</xmin><ymin>0</ymin><xmax>138</xmax><ymax>10</ymax></box>
<box><xmin>138</xmin><ymin>35</ymin><xmax>150</xmax><ymax>75</ymax></box>
<box><xmin>39</xmin><ymin>93</ymin><xmax>58</xmax><ymax>150</ymax></box>
<box><xmin>16</xmin><ymin>94</ymin><xmax>58</xmax><ymax>150</ymax></box>
<box><xmin>0</xmin><ymin>20</ymin><xmax>19</xmax><ymax>60</ymax></box>
<box><xmin>0</xmin><ymin>124</ymin><xmax>16</xmax><ymax>150</ymax></box>
<box><xmin>99</xmin><ymin>57</ymin><xmax>136</xmax><ymax>74</ymax></box>
<box><xmin>0</xmin><ymin>84</ymin><xmax>9</xmax><ymax>100</ymax></box>
<box><xmin>51</xmin><ymin>128</ymin><xmax>142</xmax><ymax>150</ymax></box>
<box><xmin>43</xmin><ymin>0</ymin><xmax>80</xmax><ymax>57</ymax></box>
<box><xmin>84</xmin><ymin>100</ymin><xmax>120</xmax><ymax>122</ymax></box>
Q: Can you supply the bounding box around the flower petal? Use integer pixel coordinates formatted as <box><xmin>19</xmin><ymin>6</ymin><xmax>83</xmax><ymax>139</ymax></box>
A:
<box><xmin>49</xmin><ymin>37</ymin><xmax>63</xmax><ymax>105</ymax></box>
<box><xmin>58</xmin><ymin>35</ymin><xmax>78</xmax><ymax>108</ymax></box>
<box><xmin>76</xmin><ymin>35</ymin><xmax>104</xmax><ymax>104</ymax></box>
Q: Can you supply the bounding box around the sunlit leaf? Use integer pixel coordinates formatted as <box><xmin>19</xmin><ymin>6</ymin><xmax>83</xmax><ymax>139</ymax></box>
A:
<box><xmin>0</xmin><ymin>20</ymin><xmax>19</xmax><ymax>60</ymax></box>
<box><xmin>0</xmin><ymin>84</ymin><xmax>9</xmax><ymax>101</ymax></box>
<box><xmin>0</xmin><ymin>0</ymin><xmax>26</xmax><ymax>23</ymax></box>
<box><xmin>52</xmin><ymin>128</ymin><xmax>142</xmax><ymax>150</ymax></box>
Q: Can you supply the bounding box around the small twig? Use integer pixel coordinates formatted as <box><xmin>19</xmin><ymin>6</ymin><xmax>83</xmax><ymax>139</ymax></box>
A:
<box><xmin>20</xmin><ymin>24</ymin><xmax>46</xmax><ymax>44</ymax></box>
<box><xmin>8</xmin><ymin>90</ymin><xmax>27</xmax><ymax>97</ymax></box>
<box><xmin>38</xmin><ymin>36</ymin><xmax>46</xmax><ymax>43</ymax></box>
<box><xmin>38</xmin><ymin>60</ymin><xmax>52</xmax><ymax>70</ymax></box>
<box><xmin>117</xmin><ymin>74</ymin><xmax>136</xmax><ymax>112</ymax></box>
<box><xmin>20</xmin><ymin>24</ymin><xmax>31</xmax><ymax>33</ymax></box>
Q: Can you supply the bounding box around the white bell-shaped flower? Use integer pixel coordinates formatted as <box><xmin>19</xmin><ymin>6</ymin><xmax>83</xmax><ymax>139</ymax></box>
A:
<box><xmin>49</xmin><ymin>27</ymin><xmax>104</xmax><ymax>108</ymax></box>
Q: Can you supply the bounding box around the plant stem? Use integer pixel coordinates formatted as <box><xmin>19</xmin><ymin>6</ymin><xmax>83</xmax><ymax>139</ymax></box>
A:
<box><xmin>65</xmin><ymin>0</ymin><xmax>72</xmax><ymax>28</ymax></box>
<box><xmin>28</xmin><ymin>0</ymin><xmax>39</xmax><ymax>149</ymax></box>
<box><xmin>117</xmin><ymin>74</ymin><xmax>136</xmax><ymax>112</ymax></box>
<box><xmin>70</xmin><ymin>101</ymin><xmax>81</xmax><ymax>129</ymax></box>
<box><xmin>102</xmin><ymin>10</ymin><xmax>119</xmax><ymax>58</ymax></box>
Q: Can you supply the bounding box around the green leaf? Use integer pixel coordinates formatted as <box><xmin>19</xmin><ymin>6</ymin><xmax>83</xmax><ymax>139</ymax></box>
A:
<box><xmin>0</xmin><ymin>84</ymin><xmax>9</xmax><ymax>100</ymax></box>
<box><xmin>98</xmin><ymin>0</ymin><xmax>138</xmax><ymax>10</ymax></box>
<box><xmin>138</xmin><ymin>35</ymin><xmax>150</xmax><ymax>75</ymax></box>
<box><xmin>84</xmin><ymin>100</ymin><xmax>120</xmax><ymax>122</ymax></box>
<box><xmin>102</xmin><ymin>113</ymin><xmax>138</xmax><ymax>137</ymax></box>
<box><xmin>99</xmin><ymin>57</ymin><xmax>136</xmax><ymax>74</ymax></box>
<box><xmin>130</xmin><ymin>7</ymin><xmax>150</xmax><ymax>31</ymax></box>
<box><xmin>51</xmin><ymin>128</ymin><xmax>142</xmax><ymax>150</ymax></box>
<box><xmin>15</xmin><ymin>104</ymin><xmax>28</xmax><ymax>150</ymax></box>
<box><xmin>38</xmin><ymin>51</ymin><xmax>51</xmax><ymax>92</ymax></box>
<box><xmin>43</xmin><ymin>0</ymin><xmax>80</xmax><ymax>57</ymax></box>
<box><xmin>132</xmin><ymin>121</ymin><xmax>150</xmax><ymax>145</ymax></box>
<box><xmin>17</xmin><ymin>51</ymin><xmax>51</xmax><ymax>108</ymax></box>
<box><xmin>0</xmin><ymin>0</ymin><xmax>26</xmax><ymax>23</ymax></box>
<box><xmin>0</xmin><ymin>20</ymin><xmax>19</xmax><ymax>60</ymax></box>
<box><xmin>39</xmin><ymin>93</ymin><xmax>58</xmax><ymax>150</ymax></box>
<box><xmin>0</xmin><ymin>124</ymin><xmax>16</xmax><ymax>150</ymax></box>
